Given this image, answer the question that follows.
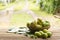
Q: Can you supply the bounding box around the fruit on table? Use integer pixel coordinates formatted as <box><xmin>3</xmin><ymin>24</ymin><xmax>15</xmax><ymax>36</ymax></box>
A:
<box><xmin>35</xmin><ymin>31</ymin><xmax>42</xmax><ymax>37</ymax></box>
<box><xmin>27</xmin><ymin>18</ymin><xmax>50</xmax><ymax>33</ymax></box>
<box><xmin>41</xmin><ymin>33</ymin><xmax>48</xmax><ymax>39</ymax></box>
<box><xmin>47</xmin><ymin>31</ymin><xmax>52</xmax><ymax>38</ymax></box>
<box><xmin>39</xmin><ymin>31</ymin><xmax>44</xmax><ymax>34</ymax></box>
<box><xmin>42</xmin><ymin>21</ymin><xmax>50</xmax><ymax>30</ymax></box>
<box><xmin>43</xmin><ymin>29</ymin><xmax>49</xmax><ymax>33</ymax></box>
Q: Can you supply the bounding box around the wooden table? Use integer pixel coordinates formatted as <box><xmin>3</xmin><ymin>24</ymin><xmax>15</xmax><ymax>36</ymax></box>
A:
<box><xmin>0</xmin><ymin>29</ymin><xmax>60</xmax><ymax>40</ymax></box>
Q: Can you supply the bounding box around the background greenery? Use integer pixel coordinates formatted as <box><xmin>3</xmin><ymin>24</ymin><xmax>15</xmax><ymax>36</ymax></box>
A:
<box><xmin>39</xmin><ymin>0</ymin><xmax>60</xmax><ymax>14</ymax></box>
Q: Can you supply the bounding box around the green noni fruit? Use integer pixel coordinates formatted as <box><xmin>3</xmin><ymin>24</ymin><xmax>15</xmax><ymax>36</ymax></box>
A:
<box><xmin>35</xmin><ymin>32</ymin><xmax>41</xmax><ymax>37</ymax></box>
<box><xmin>41</xmin><ymin>33</ymin><xmax>48</xmax><ymax>39</ymax></box>
<box><xmin>43</xmin><ymin>29</ymin><xmax>49</xmax><ymax>33</ymax></box>
<box><xmin>47</xmin><ymin>31</ymin><xmax>52</xmax><ymax>38</ymax></box>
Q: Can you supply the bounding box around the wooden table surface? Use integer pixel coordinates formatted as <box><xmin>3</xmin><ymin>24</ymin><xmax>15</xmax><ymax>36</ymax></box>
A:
<box><xmin>0</xmin><ymin>29</ymin><xmax>60</xmax><ymax>40</ymax></box>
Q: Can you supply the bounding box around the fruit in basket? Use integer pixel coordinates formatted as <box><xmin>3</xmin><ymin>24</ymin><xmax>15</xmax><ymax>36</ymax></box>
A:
<box><xmin>30</xmin><ymin>22</ymin><xmax>36</xmax><ymax>31</ymax></box>
<box><xmin>26</xmin><ymin>18</ymin><xmax>51</xmax><ymax>33</ymax></box>
<box><xmin>27</xmin><ymin>22</ymin><xmax>42</xmax><ymax>33</ymax></box>
<box><xmin>26</xmin><ymin>18</ymin><xmax>52</xmax><ymax>39</ymax></box>
<box><xmin>37</xmin><ymin>18</ymin><xmax>43</xmax><ymax>25</ymax></box>
<box><xmin>44</xmin><ymin>21</ymin><xmax>50</xmax><ymax>27</ymax></box>
<box><xmin>42</xmin><ymin>21</ymin><xmax>50</xmax><ymax>30</ymax></box>
<box><xmin>35</xmin><ymin>25</ymin><xmax>42</xmax><ymax>31</ymax></box>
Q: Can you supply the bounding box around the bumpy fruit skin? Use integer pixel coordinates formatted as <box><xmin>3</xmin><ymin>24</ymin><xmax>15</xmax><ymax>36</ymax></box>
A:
<box><xmin>41</xmin><ymin>33</ymin><xmax>48</xmax><ymax>39</ymax></box>
<box><xmin>37</xmin><ymin>18</ymin><xmax>43</xmax><ymax>25</ymax></box>
<box><xmin>35</xmin><ymin>32</ymin><xmax>41</xmax><ymax>37</ymax></box>
<box><xmin>47</xmin><ymin>32</ymin><xmax>52</xmax><ymax>38</ymax></box>
<box><xmin>27</xmin><ymin>21</ymin><xmax>42</xmax><ymax>33</ymax></box>
<box><xmin>27</xmin><ymin>18</ymin><xmax>51</xmax><ymax>34</ymax></box>
<box><xmin>35</xmin><ymin>25</ymin><xmax>42</xmax><ymax>31</ymax></box>
<box><xmin>43</xmin><ymin>29</ymin><xmax>49</xmax><ymax>33</ymax></box>
<box><xmin>29</xmin><ymin>22</ymin><xmax>37</xmax><ymax>33</ymax></box>
<box><xmin>39</xmin><ymin>31</ymin><xmax>44</xmax><ymax>34</ymax></box>
<box><xmin>42</xmin><ymin>21</ymin><xmax>50</xmax><ymax>30</ymax></box>
<box><xmin>30</xmin><ymin>22</ymin><xmax>35</xmax><ymax>29</ymax></box>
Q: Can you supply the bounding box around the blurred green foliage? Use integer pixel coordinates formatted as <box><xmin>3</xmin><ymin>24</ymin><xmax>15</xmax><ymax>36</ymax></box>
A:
<box><xmin>39</xmin><ymin>0</ymin><xmax>60</xmax><ymax>14</ymax></box>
